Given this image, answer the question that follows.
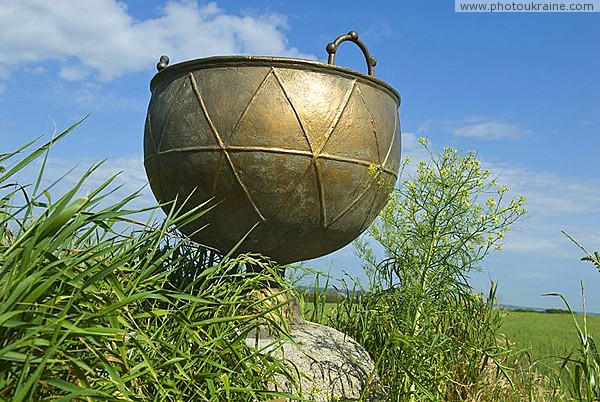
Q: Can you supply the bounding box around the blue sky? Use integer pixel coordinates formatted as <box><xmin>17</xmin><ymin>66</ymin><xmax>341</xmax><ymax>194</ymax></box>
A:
<box><xmin>1</xmin><ymin>1</ymin><xmax>598</xmax><ymax>311</ymax></box>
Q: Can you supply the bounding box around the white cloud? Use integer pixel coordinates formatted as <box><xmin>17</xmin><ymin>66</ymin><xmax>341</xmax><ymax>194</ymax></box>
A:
<box><xmin>401</xmin><ymin>131</ymin><xmax>418</xmax><ymax>153</ymax></box>
<box><xmin>59</xmin><ymin>65</ymin><xmax>92</xmax><ymax>82</ymax></box>
<box><xmin>453</xmin><ymin>117</ymin><xmax>529</xmax><ymax>140</ymax></box>
<box><xmin>416</xmin><ymin>119</ymin><xmax>433</xmax><ymax>134</ymax></box>
<box><xmin>489</xmin><ymin>162</ymin><xmax>600</xmax><ymax>215</ymax></box>
<box><xmin>362</xmin><ymin>21</ymin><xmax>397</xmax><ymax>42</ymax></box>
<box><xmin>481</xmin><ymin>162</ymin><xmax>600</xmax><ymax>257</ymax></box>
<box><xmin>13</xmin><ymin>154</ymin><xmax>154</xmax><ymax>212</ymax></box>
<box><xmin>399</xmin><ymin>131</ymin><xmax>599</xmax><ymax>219</ymax></box>
<box><xmin>392</xmin><ymin>134</ymin><xmax>600</xmax><ymax>257</ymax></box>
<box><xmin>401</xmin><ymin>131</ymin><xmax>429</xmax><ymax>160</ymax></box>
<box><xmin>48</xmin><ymin>80</ymin><xmax>146</xmax><ymax>110</ymax></box>
<box><xmin>0</xmin><ymin>0</ymin><xmax>312</xmax><ymax>82</ymax></box>
<box><xmin>504</xmin><ymin>236</ymin><xmax>561</xmax><ymax>254</ymax></box>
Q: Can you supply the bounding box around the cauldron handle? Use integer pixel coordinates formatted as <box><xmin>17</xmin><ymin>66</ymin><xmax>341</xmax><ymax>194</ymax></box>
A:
<box><xmin>326</xmin><ymin>31</ymin><xmax>377</xmax><ymax>76</ymax></box>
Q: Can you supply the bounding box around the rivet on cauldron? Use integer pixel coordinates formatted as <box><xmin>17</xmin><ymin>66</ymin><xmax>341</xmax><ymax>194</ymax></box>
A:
<box><xmin>156</xmin><ymin>55</ymin><xmax>169</xmax><ymax>72</ymax></box>
<box><xmin>144</xmin><ymin>31</ymin><xmax>401</xmax><ymax>266</ymax></box>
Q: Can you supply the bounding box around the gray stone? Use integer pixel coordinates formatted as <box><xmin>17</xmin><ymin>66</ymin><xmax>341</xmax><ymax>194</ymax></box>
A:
<box><xmin>246</xmin><ymin>319</ymin><xmax>385</xmax><ymax>401</ymax></box>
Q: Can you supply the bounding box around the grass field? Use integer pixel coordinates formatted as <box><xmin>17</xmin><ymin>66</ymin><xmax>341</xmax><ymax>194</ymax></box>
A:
<box><xmin>500</xmin><ymin>310</ymin><xmax>600</xmax><ymax>372</ymax></box>
<box><xmin>310</xmin><ymin>303</ymin><xmax>600</xmax><ymax>364</ymax></box>
<box><xmin>308</xmin><ymin>302</ymin><xmax>600</xmax><ymax>371</ymax></box>
<box><xmin>307</xmin><ymin>300</ymin><xmax>600</xmax><ymax>386</ymax></box>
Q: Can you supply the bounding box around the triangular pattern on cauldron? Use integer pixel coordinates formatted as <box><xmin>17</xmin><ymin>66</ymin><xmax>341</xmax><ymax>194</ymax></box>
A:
<box><xmin>155</xmin><ymin>151</ymin><xmax>220</xmax><ymax>214</ymax></box>
<box><xmin>228</xmin><ymin>71</ymin><xmax>312</xmax><ymax>153</ymax></box>
<box><xmin>385</xmin><ymin>115</ymin><xmax>402</xmax><ymax>174</ymax></box>
<box><xmin>327</xmin><ymin>176</ymin><xmax>382</xmax><ymax>238</ymax></box>
<box><xmin>356</xmin><ymin>82</ymin><xmax>399</xmax><ymax>168</ymax></box>
<box><xmin>266</xmin><ymin>159</ymin><xmax>321</xmax><ymax>232</ymax></box>
<box><xmin>191</xmin><ymin>67</ymin><xmax>272</xmax><ymax>146</ymax></box>
<box><xmin>316</xmin><ymin>158</ymin><xmax>377</xmax><ymax>228</ymax></box>
<box><xmin>273</xmin><ymin>68</ymin><xmax>355</xmax><ymax>153</ymax></box>
<box><xmin>201</xmin><ymin>150</ymin><xmax>267</xmax><ymax>249</ymax></box>
<box><xmin>147</xmin><ymin>78</ymin><xmax>187</xmax><ymax>153</ymax></box>
<box><xmin>318</xmin><ymin>84</ymin><xmax>382</xmax><ymax>165</ymax></box>
<box><xmin>356</xmin><ymin>175</ymin><xmax>394</xmax><ymax>233</ymax></box>
<box><xmin>143</xmin><ymin>154</ymin><xmax>164</xmax><ymax>205</ymax></box>
<box><xmin>158</xmin><ymin>75</ymin><xmax>219</xmax><ymax>153</ymax></box>
<box><xmin>143</xmin><ymin>114</ymin><xmax>158</xmax><ymax>158</ymax></box>
<box><xmin>227</xmin><ymin>152</ymin><xmax>315</xmax><ymax>223</ymax></box>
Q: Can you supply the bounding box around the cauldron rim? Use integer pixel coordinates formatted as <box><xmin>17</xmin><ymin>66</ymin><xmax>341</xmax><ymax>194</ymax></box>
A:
<box><xmin>149</xmin><ymin>55</ymin><xmax>400</xmax><ymax>105</ymax></box>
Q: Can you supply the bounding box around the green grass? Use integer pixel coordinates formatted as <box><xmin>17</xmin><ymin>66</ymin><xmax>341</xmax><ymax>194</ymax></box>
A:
<box><xmin>500</xmin><ymin>309</ymin><xmax>600</xmax><ymax>400</ymax></box>
<box><xmin>500</xmin><ymin>311</ymin><xmax>600</xmax><ymax>371</ymax></box>
<box><xmin>304</xmin><ymin>301</ymin><xmax>600</xmax><ymax>400</ymax></box>
<box><xmin>316</xmin><ymin>303</ymin><xmax>600</xmax><ymax>367</ymax></box>
<box><xmin>0</xmin><ymin>121</ymin><xmax>302</xmax><ymax>401</ymax></box>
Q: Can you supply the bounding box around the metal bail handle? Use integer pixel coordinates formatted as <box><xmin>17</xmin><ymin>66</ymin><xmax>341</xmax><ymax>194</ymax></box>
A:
<box><xmin>326</xmin><ymin>31</ymin><xmax>377</xmax><ymax>76</ymax></box>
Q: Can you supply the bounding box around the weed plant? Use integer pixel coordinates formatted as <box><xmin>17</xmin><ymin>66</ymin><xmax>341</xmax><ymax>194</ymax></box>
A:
<box><xmin>0</xmin><ymin>122</ymin><xmax>298</xmax><ymax>401</ymax></box>
<box><xmin>297</xmin><ymin>143</ymin><xmax>600</xmax><ymax>401</ymax></box>
<box><xmin>311</xmin><ymin>139</ymin><xmax>528</xmax><ymax>401</ymax></box>
<box><xmin>297</xmin><ymin>140</ymin><xmax>600</xmax><ymax>401</ymax></box>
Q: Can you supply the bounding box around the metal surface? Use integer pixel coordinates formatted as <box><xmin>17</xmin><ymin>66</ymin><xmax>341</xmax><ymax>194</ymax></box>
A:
<box><xmin>144</xmin><ymin>31</ymin><xmax>401</xmax><ymax>264</ymax></box>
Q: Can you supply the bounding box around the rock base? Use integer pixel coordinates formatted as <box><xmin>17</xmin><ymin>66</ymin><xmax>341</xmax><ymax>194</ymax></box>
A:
<box><xmin>246</xmin><ymin>319</ymin><xmax>385</xmax><ymax>401</ymax></box>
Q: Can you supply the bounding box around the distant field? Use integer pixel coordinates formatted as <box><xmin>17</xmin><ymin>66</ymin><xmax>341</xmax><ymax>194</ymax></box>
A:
<box><xmin>305</xmin><ymin>299</ymin><xmax>600</xmax><ymax>375</ymax></box>
<box><xmin>499</xmin><ymin>310</ymin><xmax>600</xmax><ymax>371</ymax></box>
<box><xmin>309</xmin><ymin>301</ymin><xmax>600</xmax><ymax>366</ymax></box>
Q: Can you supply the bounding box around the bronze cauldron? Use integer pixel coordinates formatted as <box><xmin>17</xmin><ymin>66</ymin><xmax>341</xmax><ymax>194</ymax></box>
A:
<box><xmin>144</xmin><ymin>31</ymin><xmax>401</xmax><ymax>264</ymax></box>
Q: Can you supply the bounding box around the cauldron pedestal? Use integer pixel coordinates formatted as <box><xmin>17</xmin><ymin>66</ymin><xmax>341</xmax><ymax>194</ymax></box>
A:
<box><xmin>245</xmin><ymin>290</ymin><xmax>386</xmax><ymax>401</ymax></box>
